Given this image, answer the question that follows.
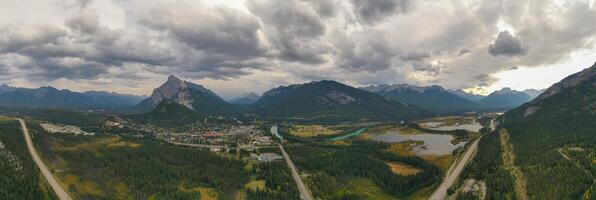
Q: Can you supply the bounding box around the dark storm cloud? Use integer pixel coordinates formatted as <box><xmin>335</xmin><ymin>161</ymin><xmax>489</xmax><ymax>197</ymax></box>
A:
<box><xmin>473</xmin><ymin>73</ymin><xmax>494</xmax><ymax>85</ymax></box>
<box><xmin>302</xmin><ymin>0</ymin><xmax>338</xmax><ymax>17</ymax></box>
<box><xmin>140</xmin><ymin>3</ymin><xmax>264</xmax><ymax>58</ymax></box>
<box><xmin>458</xmin><ymin>49</ymin><xmax>471</xmax><ymax>56</ymax></box>
<box><xmin>0</xmin><ymin>18</ymin><xmax>176</xmax><ymax>81</ymax></box>
<box><xmin>488</xmin><ymin>31</ymin><xmax>528</xmax><ymax>57</ymax></box>
<box><xmin>399</xmin><ymin>51</ymin><xmax>430</xmax><ymax>61</ymax></box>
<box><xmin>351</xmin><ymin>0</ymin><xmax>410</xmax><ymax>24</ymax></box>
<box><xmin>336</xmin><ymin>31</ymin><xmax>398</xmax><ymax>72</ymax></box>
<box><xmin>248</xmin><ymin>0</ymin><xmax>328</xmax><ymax>64</ymax></box>
<box><xmin>0</xmin><ymin>25</ymin><xmax>66</xmax><ymax>53</ymax></box>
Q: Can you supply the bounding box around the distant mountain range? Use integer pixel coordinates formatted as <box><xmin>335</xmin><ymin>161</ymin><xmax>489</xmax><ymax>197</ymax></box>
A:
<box><xmin>0</xmin><ymin>84</ymin><xmax>145</xmax><ymax>110</ymax></box>
<box><xmin>0</xmin><ymin>75</ymin><xmax>547</xmax><ymax>117</ymax></box>
<box><xmin>449</xmin><ymin>89</ymin><xmax>486</xmax><ymax>101</ymax></box>
<box><xmin>476</xmin><ymin>87</ymin><xmax>533</xmax><ymax>109</ymax></box>
<box><xmin>364</xmin><ymin>84</ymin><xmax>543</xmax><ymax>113</ymax></box>
<box><xmin>362</xmin><ymin>84</ymin><xmax>482</xmax><ymax>113</ymax></box>
<box><xmin>229</xmin><ymin>92</ymin><xmax>260</xmax><ymax>105</ymax></box>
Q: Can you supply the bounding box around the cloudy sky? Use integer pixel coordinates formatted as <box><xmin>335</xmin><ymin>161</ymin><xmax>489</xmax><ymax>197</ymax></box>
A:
<box><xmin>1</xmin><ymin>0</ymin><xmax>595</xmax><ymax>99</ymax></box>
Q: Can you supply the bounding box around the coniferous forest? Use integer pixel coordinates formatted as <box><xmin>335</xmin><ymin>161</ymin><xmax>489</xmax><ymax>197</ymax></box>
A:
<box><xmin>0</xmin><ymin>119</ymin><xmax>57</xmax><ymax>199</ymax></box>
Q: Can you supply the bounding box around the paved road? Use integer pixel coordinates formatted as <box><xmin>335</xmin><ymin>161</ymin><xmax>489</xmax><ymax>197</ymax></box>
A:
<box><xmin>18</xmin><ymin>118</ymin><xmax>72</xmax><ymax>200</ymax></box>
<box><xmin>429</xmin><ymin>138</ymin><xmax>480</xmax><ymax>200</ymax></box>
<box><xmin>279</xmin><ymin>144</ymin><xmax>313</xmax><ymax>200</ymax></box>
<box><xmin>429</xmin><ymin>118</ymin><xmax>497</xmax><ymax>200</ymax></box>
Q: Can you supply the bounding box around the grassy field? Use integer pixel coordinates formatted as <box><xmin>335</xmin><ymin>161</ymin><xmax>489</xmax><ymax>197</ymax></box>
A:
<box><xmin>385</xmin><ymin>141</ymin><xmax>455</xmax><ymax>172</ymax></box>
<box><xmin>244</xmin><ymin>180</ymin><xmax>266</xmax><ymax>191</ymax></box>
<box><xmin>421</xmin><ymin>154</ymin><xmax>455</xmax><ymax>172</ymax></box>
<box><xmin>364</xmin><ymin>124</ymin><xmax>425</xmax><ymax>135</ymax></box>
<box><xmin>287</xmin><ymin>125</ymin><xmax>340</xmax><ymax>137</ymax></box>
<box><xmin>387</xmin><ymin>162</ymin><xmax>422</xmax><ymax>176</ymax></box>
<box><xmin>386</xmin><ymin>141</ymin><xmax>424</xmax><ymax>156</ymax></box>
<box><xmin>335</xmin><ymin>178</ymin><xmax>400</xmax><ymax>200</ymax></box>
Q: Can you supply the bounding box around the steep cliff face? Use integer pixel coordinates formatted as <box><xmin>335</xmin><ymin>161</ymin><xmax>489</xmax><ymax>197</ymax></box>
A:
<box><xmin>136</xmin><ymin>75</ymin><xmax>232</xmax><ymax>115</ymax></box>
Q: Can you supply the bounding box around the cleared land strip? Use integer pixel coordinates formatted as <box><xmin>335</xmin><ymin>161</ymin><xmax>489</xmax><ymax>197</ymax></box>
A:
<box><xmin>499</xmin><ymin>129</ymin><xmax>528</xmax><ymax>200</ymax></box>
<box><xmin>18</xmin><ymin>118</ymin><xmax>72</xmax><ymax>200</ymax></box>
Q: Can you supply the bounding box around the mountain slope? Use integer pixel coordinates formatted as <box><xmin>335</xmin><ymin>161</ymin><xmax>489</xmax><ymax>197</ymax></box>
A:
<box><xmin>363</xmin><ymin>84</ymin><xmax>482</xmax><ymax>113</ymax></box>
<box><xmin>129</xmin><ymin>101</ymin><xmax>204</xmax><ymax>126</ymax></box>
<box><xmin>0</xmin><ymin>85</ymin><xmax>144</xmax><ymax>109</ymax></box>
<box><xmin>84</xmin><ymin>91</ymin><xmax>146</xmax><ymax>106</ymax></box>
<box><xmin>522</xmin><ymin>89</ymin><xmax>545</xmax><ymax>99</ymax></box>
<box><xmin>229</xmin><ymin>92</ymin><xmax>260</xmax><ymax>105</ymax></box>
<box><xmin>254</xmin><ymin>80</ymin><xmax>422</xmax><ymax>121</ymax></box>
<box><xmin>136</xmin><ymin>75</ymin><xmax>234</xmax><ymax>115</ymax></box>
<box><xmin>497</xmin><ymin>63</ymin><xmax>595</xmax><ymax>199</ymax></box>
<box><xmin>477</xmin><ymin>88</ymin><xmax>532</xmax><ymax>109</ymax></box>
<box><xmin>449</xmin><ymin>89</ymin><xmax>486</xmax><ymax>101</ymax></box>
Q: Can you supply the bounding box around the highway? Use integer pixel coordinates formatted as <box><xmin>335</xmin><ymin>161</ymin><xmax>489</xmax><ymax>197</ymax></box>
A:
<box><xmin>270</xmin><ymin>125</ymin><xmax>312</xmax><ymax>200</ymax></box>
<box><xmin>279</xmin><ymin>144</ymin><xmax>313</xmax><ymax>200</ymax></box>
<box><xmin>18</xmin><ymin>118</ymin><xmax>72</xmax><ymax>200</ymax></box>
<box><xmin>429</xmin><ymin>118</ymin><xmax>497</xmax><ymax>200</ymax></box>
<box><xmin>429</xmin><ymin>138</ymin><xmax>479</xmax><ymax>200</ymax></box>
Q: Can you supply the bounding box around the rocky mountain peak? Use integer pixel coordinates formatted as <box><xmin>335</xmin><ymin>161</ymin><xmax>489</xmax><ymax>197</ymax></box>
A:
<box><xmin>166</xmin><ymin>75</ymin><xmax>184</xmax><ymax>85</ymax></box>
<box><xmin>137</xmin><ymin>75</ymin><xmax>225</xmax><ymax>111</ymax></box>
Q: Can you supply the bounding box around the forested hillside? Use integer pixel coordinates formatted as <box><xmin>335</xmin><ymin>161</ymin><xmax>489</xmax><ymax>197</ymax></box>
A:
<box><xmin>502</xmin><ymin>64</ymin><xmax>595</xmax><ymax>199</ymax></box>
<box><xmin>0</xmin><ymin>117</ymin><xmax>57</xmax><ymax>199</ymax></box>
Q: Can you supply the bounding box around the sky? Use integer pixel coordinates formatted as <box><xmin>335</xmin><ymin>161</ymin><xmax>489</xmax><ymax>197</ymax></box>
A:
<box><xmin>0</xmin><ymin>0</ymin><xmax>595</xmax><ymax>99</ymax></box>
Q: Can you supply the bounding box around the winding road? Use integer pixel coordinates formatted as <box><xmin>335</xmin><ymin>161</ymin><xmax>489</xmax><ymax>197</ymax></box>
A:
<box><xmin>18</xmin><ymin>118</ymin><xmax>72</xmax><ymax>200</ymax></box>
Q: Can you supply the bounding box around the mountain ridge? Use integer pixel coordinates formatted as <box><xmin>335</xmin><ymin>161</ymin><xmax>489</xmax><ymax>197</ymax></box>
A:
<box><xmin>254</xmin><ymin>80</ymin><xmax>423</xmax><ymax>121</ymax></box>
<box><xmin>0</xmin><ymin>84</ymin><xmax>145</xmax><ymax>109</ymax></box>
<box><xmin>362</xmin><ymin>84</ymin><xmax>482</xmax><ymax>113</ymax></box>
<box><xmin>477</xmin><ymin>87</ymin><xmax>532</xmax><ymax>109</ymax></box>
<box><xmin>229</xmin><ymin>92</ymin><xmax>260</xmax><ymax>105</ymax></box>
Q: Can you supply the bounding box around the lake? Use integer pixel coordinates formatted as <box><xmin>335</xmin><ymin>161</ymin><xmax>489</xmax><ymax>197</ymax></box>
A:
<box><xmin>370</xmin><ymin>131</ymin><xmax>466</xmax><ymax>155</ymax></box>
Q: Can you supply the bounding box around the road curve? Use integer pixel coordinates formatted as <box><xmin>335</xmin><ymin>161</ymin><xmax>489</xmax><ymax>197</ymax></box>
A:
<box><xmin>18</xmin><ymin>118</ymin><xmax>72</xmax><ymax>200</ymax></box>
<box><xmin>279</xmin><ymin>144</ymin><xmax>313</xmax><ymax>200</ymax></box>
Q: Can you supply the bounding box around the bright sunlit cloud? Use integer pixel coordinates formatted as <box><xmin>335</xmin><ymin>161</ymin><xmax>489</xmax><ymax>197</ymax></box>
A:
<box><xmin>468</xmin><ymin>49</ymin><xmax>596</xmax><ymax>95</ymax></box>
